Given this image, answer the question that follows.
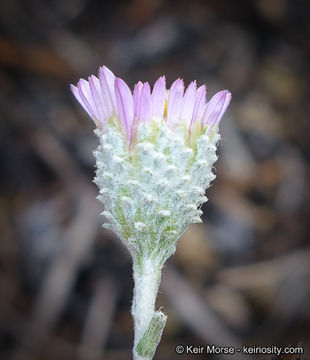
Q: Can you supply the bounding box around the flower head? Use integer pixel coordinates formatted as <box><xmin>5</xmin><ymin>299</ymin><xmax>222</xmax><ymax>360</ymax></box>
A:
<box><xmin>71</xmin><ymin>66</ymin><xmax>231</xmax><ymax>265</ymax></box>
<box><xmin>71</xmin><ymin>66</ymin><xmax>231</xmax><ymax>146</ymax></box>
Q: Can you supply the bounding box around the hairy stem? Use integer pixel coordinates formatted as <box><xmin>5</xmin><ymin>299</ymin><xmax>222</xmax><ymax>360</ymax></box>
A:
<box><xmin>132</xmin><ymin>257</ymin><xmax>166</xmax><ymax>360</ymax></box>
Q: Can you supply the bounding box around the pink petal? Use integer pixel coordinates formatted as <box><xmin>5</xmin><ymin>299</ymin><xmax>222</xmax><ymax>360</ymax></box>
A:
<box><xmin>89</xmin><ymin>75</ymin><xmax>107</xmax><ymax>126</ymax></box>
<box><xmin>152</xmin><ymin>76</ymin><xmax>166</xmax><ymax>120</ymax></box>
<box><xmin>115</xmin><ymin>77</ymin><xmax>134</xmax><ymax>144</ymax></box>
<box><xmin>77</xmin><ymin>78</ymin><xmax>97</xmax><ymax>119</ymax></box>
<box><xmin>99</xmin><ymin>66</ymin><xmax>117</xmax><ymax>117</ymax></box>
<box><xmin>138</xmin><ymin>82</ymin><xmax>152</xmax><ymax>123</ymax></box>
<box><xmin>133</xmin><ymin>81</ymin><xmax>143</xmax><ymax>119</ymax></box>
<box><xmin>203</xmin><ymin>90</ymin><xmax>231</xmax><ymax>132</ymax></box>
<box><xmin>70</xmin><ymin>84</ymin><xmax>93</xmax><ymax>118</ymax></box>
<box><xmin>167</xmin><ymin>78</ymin><xmax>184</xmax><ymax>126</ymax></box>
<box><xmin>191</xmin><ymin>84</ymin><xmax>206</xmax><ymax>126</ymax></box>
<box><xmin>181</xmin><ymin>81</ymin><xmax>197</xmax><ymax>128</ymax></box>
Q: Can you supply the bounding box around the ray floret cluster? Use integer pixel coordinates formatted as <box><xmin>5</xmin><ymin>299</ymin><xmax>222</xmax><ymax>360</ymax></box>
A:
<box><xmin>71</xmin><ymin>66</ymin><xmax>231</xmax><ymax>360</ymax></box>
<box><xmin>71</xmin><ymin>66</ymin><xmax>231</xmax><ymax>145</ymax></box>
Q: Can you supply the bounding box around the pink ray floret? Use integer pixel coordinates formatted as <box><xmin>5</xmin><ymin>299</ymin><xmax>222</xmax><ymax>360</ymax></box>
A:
<box><xmin>70</xmin><ymin>66</ymin><xmax>231</xmax><ymax>145</ymax></box>
<box><xmin>151</xmin><ymin>76</ymin><xmax>166</xmax><ymax>120</ymax></box>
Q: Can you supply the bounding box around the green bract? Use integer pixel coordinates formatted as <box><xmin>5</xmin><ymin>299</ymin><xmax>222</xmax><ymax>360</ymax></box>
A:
<box><xmin>94</xmin><ymin>117</ymin><xmax>219</xmax><ymax>268</ymax></box>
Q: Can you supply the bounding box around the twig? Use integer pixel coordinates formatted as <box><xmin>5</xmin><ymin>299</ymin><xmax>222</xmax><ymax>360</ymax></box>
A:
<box><xmin>162</xmin><ymin>265</ymin><xmax>254</xmax><ymax>360</ymax></box>
<box><xmin>78</xmin><ymin>276</ymin><xmax>119</xmax><ymax>360</ymax></box>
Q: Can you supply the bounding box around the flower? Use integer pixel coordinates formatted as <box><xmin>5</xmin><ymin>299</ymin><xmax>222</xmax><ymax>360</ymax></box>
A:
<box><xmin>71</xmin><ymin>66</ymin><xmax>231</xmax><ymax>147</ymax></box>
<box><xmin>70</xmin><ymin>66</ymin><xmax>231</xmax><ymax>265</ymax></box>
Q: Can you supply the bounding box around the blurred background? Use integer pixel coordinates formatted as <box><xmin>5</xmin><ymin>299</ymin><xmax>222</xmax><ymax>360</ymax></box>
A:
<box><xmin>0</xmin><ymin>0</ymin><xmax>310</xmax><ymax>359</ymax></box>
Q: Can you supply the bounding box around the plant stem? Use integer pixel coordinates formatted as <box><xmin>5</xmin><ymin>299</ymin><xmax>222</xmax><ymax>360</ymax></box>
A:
<box><xmin>132</xmin><ymin>257</ymin><xmax>166</xmax><ymax>360</ymax></box>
